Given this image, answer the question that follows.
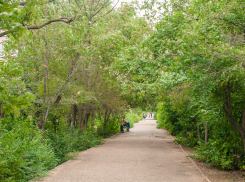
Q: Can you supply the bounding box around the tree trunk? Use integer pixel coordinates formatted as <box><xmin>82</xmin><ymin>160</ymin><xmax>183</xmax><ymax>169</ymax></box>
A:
<box><xmin>223</xmin><ymin>82</ymin><xmax>245</xmax><ymax>154</ymax></box>
<box><xmin>42</xmin><ymin>65</ymin><xmax>47</xmax><ymax>133</ymax></box>
<box><xmin>104</xmin><ymin>109</ymin><xmax>108</xmax><ymax>129</ymax></box>
<box><xmin>204</xmin><ymin>121</ymin><xmax>208</xmax><ymax>143</ymax></box>
<box><xmin>103</xmin><ymin>109</ymin><xmax>111</xmax><ymax>129</ymax></box>
<box><xmin>195</xmin><ymin>117</ymin><xmax>201</xmax><ymax>142</ymax></box>
<box><xmin>83</xmin><ymin>112</ymin><xmax>90</xmax><ymax>129</ymax></box>
<box><xmin>0</xmin><ymin>102</ymin><xmax>4</xmax><ymax>120</ymax></box>
<box><xmin>54</xmin><ymin>95</ymin><xmax>62</xmax><ymax>108</ymax></box>
<box><xmin>91</xmin><ymin>110</ymin><xmax>95</xmax><ymax>123</ymax></box>
<box><xmin>78</xmin><ymin>103</ymin><xmax>84</xmax><ymax>130</ymax></box>
<box><xmin>42</xmin><ymin>34</ymin><xmax>50</xmax><ymax>133</ymax></box>
<box><xmin>71</xmin><ymin>104</ymin><xmax>77</xmax><ymax>128</ymax></box>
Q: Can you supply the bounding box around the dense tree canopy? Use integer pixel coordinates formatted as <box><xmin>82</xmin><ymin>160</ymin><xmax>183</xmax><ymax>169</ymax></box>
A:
<box><xmin>1</xmin><ymin>0</ymin><xmax>245</xmax><ymax>180</ymax></box>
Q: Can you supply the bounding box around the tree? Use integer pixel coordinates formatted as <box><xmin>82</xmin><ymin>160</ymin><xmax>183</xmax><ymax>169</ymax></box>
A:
<box><xmin>142</xmin><ymin>0</ymin><xmax>245</xmax><ymax>169</ymax></box>
<box><xmin>0</xmin><ymin>0</ymin><xmax>76</xmax><ymax>38</ymax></box>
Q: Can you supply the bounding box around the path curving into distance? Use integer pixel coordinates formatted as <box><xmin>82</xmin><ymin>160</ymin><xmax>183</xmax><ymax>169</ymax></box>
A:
<box><xmin>38</xmin><ymin>117</ymin><xmax>207</xmax><ymax>182</ymax></box>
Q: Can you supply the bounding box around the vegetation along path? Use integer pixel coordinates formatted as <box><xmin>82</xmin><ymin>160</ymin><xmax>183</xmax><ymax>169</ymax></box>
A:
<box><xmin>38</xmin><ymin>118</ymin><xmax>208</xmax><ymax>182</ymax></box>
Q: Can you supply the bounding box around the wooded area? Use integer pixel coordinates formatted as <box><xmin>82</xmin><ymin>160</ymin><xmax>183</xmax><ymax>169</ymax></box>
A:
<box><xmin>0</xmin><ymin>0</ymin><xmax>245</xmax><ymax>181</ymax></box>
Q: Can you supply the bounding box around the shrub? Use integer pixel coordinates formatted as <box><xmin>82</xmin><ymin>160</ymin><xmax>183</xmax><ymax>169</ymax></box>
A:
<box><xmin>193</xmin><ymin>139</ymin><xmax>235</xmax><ymax>170</ymax></box>
<box><xmin>0</xmin><ymin>117</ymin><xmax>57</xmax><ymax>182</ymax></box>
<box><xmin>96</xmin><ymin>117</ymin><xmax>120</xmax><ymax>138</ymax></box>
<box><xmin>46</xmin><ymin>129</ymin><xmax>102</xmax><ymax>164</ymax></box>
<box><xmin>153</xmin><ymin>112</ymin><xmax>157</xmax><ymax>119</ymax></box>
<box><xmin>125</xmin><ymin>113</ymin><xmax>140</xmax><ymax>128</ymax></box>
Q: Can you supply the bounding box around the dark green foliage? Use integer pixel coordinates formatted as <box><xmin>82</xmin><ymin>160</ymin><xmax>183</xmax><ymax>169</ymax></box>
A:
<box><xmin>0</xmin><ymin>116</ymin><xmax>102</xmax><ymax>181</ymax></box>
<box><xmin>156</xmin><ymin>101</ymin><xmax>183</xmax><ymax>136</ymax></box>
<box><xmin>46</xmin><ymin>129</ymin><xmax>102</xmax><ymax>164</ymax></box>
<box><xmin>96</xmin><ymin>117</ymin><xmax>120</xmax><ymax>138</ymax></box>
<box><xmin>193</xmin><ymin>116</ymin><xmax>245</xmax><ymax>170</ymax></box>
<box><xmin>0</xmin><ymin>117</ymin><xmax>57</xmax><ymax>182</ymax></box>
<box><xmin>156</xmin><ymin>99</ymin><xmax>245</xmax><ymax>169</ymax></box>
<box><xmin>125</xmin><ymin>112</ymin><xmax>140</xmax><ymax>128</ymax></box>
<box><xmin>193</xmin><ymin>138</ymin><xmax>240</xmax><ymax>170</ymax></box>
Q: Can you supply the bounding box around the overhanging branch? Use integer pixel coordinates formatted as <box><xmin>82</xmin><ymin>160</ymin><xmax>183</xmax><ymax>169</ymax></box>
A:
<box><xmin>214</xmin><ymin>18</ymin><xmax>245</xmax><ymax>29</ymax></box>
<box><xmin>20</xmin><ymin>0</ymin><xmax>54</xmax><ymax>6</ymax></box>
<box><xmin>27</xmin><ymin>16</ymin><xmax>76</xmax><ymax>30</ymax></box>
<box><xmin>0</xmin><ymin>15</ymin><xmax>76</xmax><ymax>37</ymax></box>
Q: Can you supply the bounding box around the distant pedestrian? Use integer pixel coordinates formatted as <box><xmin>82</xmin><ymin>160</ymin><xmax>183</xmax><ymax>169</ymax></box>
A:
<box><xmin>150</xmin><ymin>112</ymin><xmax>153</xmax><ymax>118</ymax></box>
<box><xmin>143</xmin><ymin>113</ymin><xmax>146</xmax><ymax>121</ymax></box>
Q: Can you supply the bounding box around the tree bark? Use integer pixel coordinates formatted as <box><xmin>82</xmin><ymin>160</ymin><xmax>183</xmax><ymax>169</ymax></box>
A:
<box><xmin>103</xmin><ymin>109</ymin><xmax>111</xmax><ymax>129</ymax></box>
<box><xmin>0</xmin><ymin>102</ymin><xmax>4</xmax><ymax>120</ymax></box>
<box><xmin>71</xmin><ymin>104</ymin><xmax>77</xmax><ymax>128</ymax></box>
<box><xmin>54</xmin><ymin>95</ymin><xmax>62</xmax><ymax>107</ymax></box>
<box><xmin>42</xmin><ymin>56</ymin><xmax>48</xmax><ymax>133</ymax></box>
<box><xmin>104</xmin><ymin>109</ymin><xmax>108</xmax><ymax>129</ymax></box>
<box><xmin>204</xmin><ymin>121</ymin><xmax>208</xmax><ymax>143</ymax></box>
<box><xmin>223</xmin><ymin>82</ymin><xmax>245</xmax><ymax>154</ymax></box>
<box><xmin>83</xmin><ymin>112</ymin><xmax>90</xmax><ymax>129</ymax></box>
<box><xmin>78</xmin><ymin>103</ymin><xmax>84</xmax><ymax>130</ymax></box>
<box><xmin>195</xmin><ymin>116</ymin><xmax>201</xmax><ymax>142</ymax></box>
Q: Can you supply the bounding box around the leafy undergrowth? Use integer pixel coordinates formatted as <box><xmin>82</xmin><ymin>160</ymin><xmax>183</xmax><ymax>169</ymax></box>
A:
<box><xmin>125</xmin><ymin>112</ymin><xmax>140</xmax><ymax>128</ymax></box>
<box><xmin>0</xmin><ymin>117</ymin><xmax>57</xmax><ymax>182</ymax></box>
<box><xmin>0</xmin><ymin>112</ymin><xmax>141</xmax><ymax>181</ymax></box>
<box><xmin>174</xmin><ymin>135</ymin><xmax>245</xmax><ymax>171</ymax></box>
<box><xmin>181</xmin><ymin>145</ymin><xmax>245</xmax><ymax>182</ymax></box>
<box><xmin>0</xmin><ymin>117</ymin><xmax>102</xmax><ymax>182</ymax></box>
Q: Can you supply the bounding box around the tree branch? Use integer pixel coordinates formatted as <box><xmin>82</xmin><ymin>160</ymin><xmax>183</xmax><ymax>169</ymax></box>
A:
<box><xmin>102</xmin><ymin>0</ymin><xmax>119</xmax><ymax>18</ymax></box>
<box><xmin>90</xmin><ymin>0</ymin><xmax>110</xmax><ymax>21</ymax></box>
<box><xmin>214</xmin><ymin>18</ymin><xmax>245</xmax><ymax>28</ymax></box>
<box><xmin>92</xmin><ymin>0</ymin><xmax>119</xmax><ymax>24</ymax></box>
<box><xmin>0</xmin><ymin>16</ymin><xmax>76</xmax><ymax>37</ymax></box>
<box><xmin>223</xmin><ymin>106</ymin><xmax>244</xmax><ymax>135</ymax></box>
<box><xmin>242</xmin><ymin>105</ymin><xmax>245</xmax><ymax>130</ymax></box>
<box><xmin>27</xmin><ymin>16</ymin><xmax>76</xmax><ymax>30</ymax></box>
<box><xmin>20</xmin><ymin>0</ymin><xmax>54</xmax><ymax>6</ymax></box>
<box><xmin>197</xmin><ymin>38</ymin><xmax>243</xmax><ymax>62</ymax></box>
<box><xmin>0</xmin><ymin>31</ymin><xmax>9</xmax><ymax>37</ymax></box>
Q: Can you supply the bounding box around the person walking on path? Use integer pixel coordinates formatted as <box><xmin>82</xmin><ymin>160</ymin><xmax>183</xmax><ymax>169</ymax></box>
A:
<box><xmin>143</xmin><ymin>113</ymin><xmax>146</xmax><ymax>121</ymax></box>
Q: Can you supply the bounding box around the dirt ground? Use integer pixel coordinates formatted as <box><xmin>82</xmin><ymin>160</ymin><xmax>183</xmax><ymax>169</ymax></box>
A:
<box><xmin>181</xmin><ymin>146</ymin><xmax>245</xmax><ymax>182</ymax></box>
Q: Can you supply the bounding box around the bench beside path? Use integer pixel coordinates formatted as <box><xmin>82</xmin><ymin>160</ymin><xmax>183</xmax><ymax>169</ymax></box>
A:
<box><xmin>38</xmin><ymin>118</ymin><xmax>207</xmax><ymax>182</ymax></box>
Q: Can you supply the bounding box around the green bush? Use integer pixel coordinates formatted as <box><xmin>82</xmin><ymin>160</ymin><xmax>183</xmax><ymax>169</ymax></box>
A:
<box><xmin>153</xmin><ymin>112</ymin><xmax>157</xmax><ymax>119</ymax></box>
<box><xmin>193</xmin><ymin>139</ymin><xmax>235</xmax><ymax>170</ymax></box>
<box><xmin>0</xmin><ymin>116</ymin><xmax>102</xmax><ymax>181</ymax></box>
<box><xmin>156</xmin><ymin>102</ymin><xmax>182</xmax><ymax>135</ymax></box>
<box><xmin>47</xmin><ymin>129</ymin><xmax>102</xmax><ymax>164</ymax></box>
<box><xmin>174</xmin><ymin>134</ymin><xmax>198</xmax><ymax>148</ymax></box>
<box><xmin>96</xmin><ymin>117</ymin><xmax>120</xmax><ymax>138</ymax></box>
<box><xmin>125</xmin><ymin>113</ymin><xmax>140</xmax><ymax>128</ymax></box>
<box><xmin>71</xmin><ymin>131</ymin><xmax>101</xmax><ymax>151</ymax></box>
<box><xmin>0</xmin><ymin>117</ymin><xmax>57</xmax><ymax>182</ymax></box>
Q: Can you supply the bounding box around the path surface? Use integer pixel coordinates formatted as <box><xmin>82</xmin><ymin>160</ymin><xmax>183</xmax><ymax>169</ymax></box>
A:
<box><xmin>38</xmin><ymin>118</ymin><xmax>207</xmax><ymax>182</ymax></box>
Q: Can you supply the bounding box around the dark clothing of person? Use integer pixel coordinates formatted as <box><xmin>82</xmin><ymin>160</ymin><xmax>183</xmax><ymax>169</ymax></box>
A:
<box><xmin>120</xmin><ymin>121</ymin><xmax>130</xmax><ymax>132</ymax></box>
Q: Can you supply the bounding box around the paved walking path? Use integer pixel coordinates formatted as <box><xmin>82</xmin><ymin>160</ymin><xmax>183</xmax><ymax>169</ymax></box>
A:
<box><xmin>39</xmin><ymin>118</ymin><xmax>207</xmax><ymax>182</ymax></box>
